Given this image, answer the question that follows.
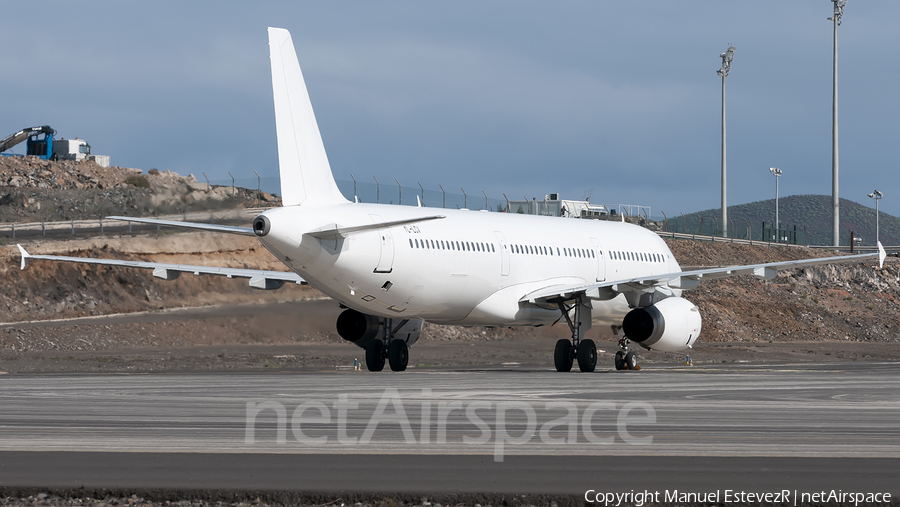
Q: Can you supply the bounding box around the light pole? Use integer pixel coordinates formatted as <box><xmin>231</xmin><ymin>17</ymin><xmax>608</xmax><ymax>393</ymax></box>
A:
<box><xmin>770</xmin><ymin>167</ymin><xmax>782</xmax><ymax>241</ymax></box>
<box><xmin>829</xmin><ymin>0</ymin><xmax>847</xmax><ymax>247</ymax></box>
<box><xmin>867</xmin><ymin>190</ymin><xmax>883</xmax><ymax>244</ymax></box>
<box><xmin>717</xmin><ymin>46</ymin><xmax>735</xmax><ymax>238</ymax></box>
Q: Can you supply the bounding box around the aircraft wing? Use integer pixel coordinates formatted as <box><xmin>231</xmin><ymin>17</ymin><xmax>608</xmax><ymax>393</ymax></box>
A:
<box><xmin>521</xmin><ymin>243</ymin><xmax>887</xmax><ymax>305</ymax></box>
<box><xmin>106</xmin><ymin>216</ymin><xmax>255</xmax><ymax>236</ymax></box>
<box><xmin>17</xmin><ymin>245</ymin><xmax>304</xmax><ymax>290</ymax></box>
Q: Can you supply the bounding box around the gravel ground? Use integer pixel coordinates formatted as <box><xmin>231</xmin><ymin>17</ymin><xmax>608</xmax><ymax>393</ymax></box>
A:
<box><xmin>0</xmin><ymin>490</ymin><xmax>571</xmax><ymax>507</ymax></box>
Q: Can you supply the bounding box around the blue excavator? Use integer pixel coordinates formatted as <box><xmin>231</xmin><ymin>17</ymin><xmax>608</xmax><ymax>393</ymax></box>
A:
<box><xmin>0</xmin><ymin>126</ymin><xmax>56</xmax><ymax>159</ymax></box>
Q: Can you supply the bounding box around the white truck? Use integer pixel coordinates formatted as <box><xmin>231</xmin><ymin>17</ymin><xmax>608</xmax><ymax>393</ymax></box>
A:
<box><xmin>52</xmin><ymin>138</ymin><xmax>109</xmax><ymax>166</ymax></box>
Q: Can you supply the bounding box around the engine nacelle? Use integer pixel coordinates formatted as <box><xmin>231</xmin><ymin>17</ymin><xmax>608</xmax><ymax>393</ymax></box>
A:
<box><xmin>622</xmin><ymin>297</ymin><xmax>702</xmax><ymax>352</ymax></box>
<box><xmin>335</xmin><ymin>309</ymin><xmax>424</xmax><ymax>349</ymax></box>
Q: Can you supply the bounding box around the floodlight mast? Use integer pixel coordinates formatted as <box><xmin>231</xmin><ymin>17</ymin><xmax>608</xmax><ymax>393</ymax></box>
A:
<box><xmin>717</xmin><ymin>46</ymin><xmax>736</xmax><ymax>238</ymax></box>
<box><xmin>829</xmin><ymin>0</ymin><xmax>847</xmax><ymax>247</ymax></box>
<box><xmin>867</xmin><ymin>190</ymin><xmax>883</xmax><ymax>244</ymax></box>
<box><xmin>770</xmin><ymin>167</ymin><xmax>782</xmax><ymax>241</ymax></box>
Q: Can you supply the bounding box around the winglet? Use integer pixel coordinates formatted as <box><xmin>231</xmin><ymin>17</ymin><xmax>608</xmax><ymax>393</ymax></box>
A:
<box><xmin>878</xmin><ymin>241</ymin><xmax>886</xmax><ymax>269</ymax></box>
<box><xmin>17</xmin><ymin>244</ymin><xmax>29</xmax><ymax>270</ymax></box>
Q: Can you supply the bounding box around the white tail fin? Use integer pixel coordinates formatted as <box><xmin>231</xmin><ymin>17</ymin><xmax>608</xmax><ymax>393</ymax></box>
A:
<box><xmin>268</xmin><ymin>27</ymin><xmax>348</xmax><ymax>207</ymax></box>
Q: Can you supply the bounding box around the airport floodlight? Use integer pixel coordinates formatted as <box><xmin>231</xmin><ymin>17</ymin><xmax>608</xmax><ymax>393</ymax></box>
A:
<box><xmin>716</xmin><ymin>46</ymin><xmax>736</xmax><ymax>78</ymax></box>
<box><xmin>770</xmin><ymin>168</ymin><xmax>782</xmax><ymax>241</ymax></box>
<box><xmin>868</xmin><ymin>189</ymin><xmax>883</xmax><ymax>244</ymax></box>
<box><xmin>828</xmin><ymin>0</ymin><xmax>847</xmax><ymax>24</ymax></box>
<box><xmin>718</xmin><ymin>45</ymin><xmax>736</xmax><ymax>238</ymax></box>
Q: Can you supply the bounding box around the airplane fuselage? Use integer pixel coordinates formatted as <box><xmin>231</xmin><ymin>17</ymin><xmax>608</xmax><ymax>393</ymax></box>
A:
<box><xmin>258</xmin><ymin>202</ymin><xmax>682</xmax><ymax>327</ymax></box>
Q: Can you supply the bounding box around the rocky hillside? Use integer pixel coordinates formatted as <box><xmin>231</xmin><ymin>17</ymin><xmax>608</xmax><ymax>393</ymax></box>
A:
<box><xmin>0</xmin><ymin>156</ymin><xmax>276</xmax><ymax>223</ymax></box>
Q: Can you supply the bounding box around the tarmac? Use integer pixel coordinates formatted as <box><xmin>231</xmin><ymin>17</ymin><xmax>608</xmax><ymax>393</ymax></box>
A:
<box><xmin>0</xmin><ymin>363</ymin><xmax>898</xmax><ymax>495</ymax></box>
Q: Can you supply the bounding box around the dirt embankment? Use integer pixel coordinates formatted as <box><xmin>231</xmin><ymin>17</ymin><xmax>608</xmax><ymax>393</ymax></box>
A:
<box><xmin>3</xmin><ymin>234</ymin><xmax>897</xmax><ymax>343</ymax></box>
<box><xmin>0</xmin><ymin>232</ymin><xmax>898</xmax><ymax>373</ymax></box>
<box><xmin>1</xmin><ymin>233</ymin><xmax>317</xmax><ymax>322</ymax></box>
<box><xmin>666</xmin><ymin>240</ymin><xmax>900</xmax><ymax>344</ymax></box>
<box><xmin>0</xmin><ymin>157</ymin><xmax>275</xmax><ymax>223</ymax></box>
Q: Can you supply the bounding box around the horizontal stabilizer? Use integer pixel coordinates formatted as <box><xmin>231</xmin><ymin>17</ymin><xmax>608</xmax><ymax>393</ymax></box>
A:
<box><xmin>106</xmin><ymin>216</ymin><xmax>255</xmax><ymax>236</ymax></box>
<box><xmin>305</xmin><ymin>215</ymin><xmax>445</xmax><ymax>239</ymax></box>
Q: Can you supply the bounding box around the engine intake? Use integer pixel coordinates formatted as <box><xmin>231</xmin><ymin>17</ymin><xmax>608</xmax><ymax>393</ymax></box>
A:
<box><xmin>622</xmin><ymin>297</ymin><xmax>702</xmax><ymax>353</ymax></box>
<box><xmin>252</xmin><ymin>215</ymin><xmax>271</xmax><ymax>237</ymax></box>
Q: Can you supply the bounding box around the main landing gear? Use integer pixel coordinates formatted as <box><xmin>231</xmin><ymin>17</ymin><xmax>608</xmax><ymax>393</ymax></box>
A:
<box><xmin>364</xmin><ymin>318</ymin><xmax>410</xmax><ymax>372</ymax></box>
<box><xmin>612</xmin><ymin>327</ymin><xmax>638</xmax><ymax>371</ymax></box>
<box><xmin>553</xmin><ymin>296</ymin><xmax>597</xmax><ymax>372</ymax></box>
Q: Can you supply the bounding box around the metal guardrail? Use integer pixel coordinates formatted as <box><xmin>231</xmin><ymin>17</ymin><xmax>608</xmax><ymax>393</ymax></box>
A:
<box><xmin>656</xmin><ymin>230</ymin><xmax>808</xmax><ymax>248</ymax></box>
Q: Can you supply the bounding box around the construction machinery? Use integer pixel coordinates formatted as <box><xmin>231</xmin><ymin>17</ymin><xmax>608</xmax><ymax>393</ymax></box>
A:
<box><xmin>0</xmin><ymin>126</ymin><xmax>56</xmax><ymax>159</ymax></box>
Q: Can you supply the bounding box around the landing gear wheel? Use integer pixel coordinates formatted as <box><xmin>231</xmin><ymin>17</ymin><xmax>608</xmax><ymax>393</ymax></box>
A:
<box><xmin>624</xmin><ymin>351</ymin><xmax>637</xmax><ymax>370</ymax></box>
<box><xmin>388</xmin><ymin>340</ymin><xmax>409</xmax><ymax>372</ymax></box>
<box><xmin>554</xmin><ymin>339</ymin><xmax>573</xmax><ymax>372</ymax></box>
<box><xmin>614</xmin><ymin>351</ymin><xmax>625</xmax><ymax>371</ymax></box>
<box><xmin>365</xmin><ymin>340</ymin><xmax>385</xmax><ymax>372</ymax></box>
<box><xmin>576</xmin><ymin>339</ymin><xmax>597</xmax><ymax>373</ymax></box>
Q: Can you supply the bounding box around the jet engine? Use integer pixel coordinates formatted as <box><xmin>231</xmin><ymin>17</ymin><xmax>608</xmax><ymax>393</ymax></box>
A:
<box><xmin>336</xmin><ymin>309</ymin><xmax>424</xmax><ymax>348</ymax></box>
<box><xmin>621</xmin><ymin>297</ymin><xmax>702</xmax><ymax>352</ymax></box>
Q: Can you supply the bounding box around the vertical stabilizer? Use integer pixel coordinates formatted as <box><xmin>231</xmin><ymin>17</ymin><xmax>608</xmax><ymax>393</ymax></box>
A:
<box><xmin>268</xmin><ymin>27</ymin><xmax>348</xmax><ymax>206</ymax></box>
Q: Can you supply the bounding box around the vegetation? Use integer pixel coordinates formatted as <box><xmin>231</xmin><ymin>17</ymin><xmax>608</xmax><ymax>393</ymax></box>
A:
<box><xmin>124</xmin><ymin>175</ymin><xmax>150</xmax><ymax>188</ymax></box>
<box><xmin>664</xmin><ymin>195</ymin><xmax>899</xmax><ymax>246</ymax></box>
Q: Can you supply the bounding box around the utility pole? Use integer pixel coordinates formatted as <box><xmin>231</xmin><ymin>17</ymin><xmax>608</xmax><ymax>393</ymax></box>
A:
<box><xmin>717</xmin><ymin>46</ymin><xmax>735</xmax><ymax>238</ymax></box>
<box><xmin>829</xmin><ymin>0</ymin><xmax>847</xmax><ymax>247</ymax></box>
<box><xmin>868</xmin><ymin>190</ymin><xmax>883</xmax><ymax>244</ymax></box>
<box><xmin>770</xmin><ymin>167</ymin><xmax>782</xmax><ymax>241</ymax></box>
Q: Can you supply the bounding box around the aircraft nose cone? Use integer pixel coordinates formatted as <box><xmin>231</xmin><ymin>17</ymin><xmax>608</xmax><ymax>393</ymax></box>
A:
<box><xmin>253</xmin><ymin>215</ymin><xmax>271</xmax><ymax>237</ymax></box>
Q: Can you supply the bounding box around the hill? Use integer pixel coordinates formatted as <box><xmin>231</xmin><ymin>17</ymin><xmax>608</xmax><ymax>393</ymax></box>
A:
<box><xmin>670</xmin><ymin>195</ymin><xmax>898</xmax><ymax>246</ymax></box>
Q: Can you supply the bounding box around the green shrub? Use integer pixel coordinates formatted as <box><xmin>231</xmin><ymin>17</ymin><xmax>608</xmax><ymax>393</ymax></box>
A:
<box><xmin>125</xmin><ymin>175</ymin><xmax>150</xmax><ymax>188</ymax></box>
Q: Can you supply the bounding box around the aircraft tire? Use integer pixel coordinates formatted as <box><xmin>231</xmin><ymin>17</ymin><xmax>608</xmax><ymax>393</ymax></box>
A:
<box><xmin>614</xmin><ymin>351</ymin><xmax>625</xmax><ymax>371</ymax></box>
<box><xmin>554</xmin><ymin>339</ymin><xmax>573</xmax><ymax>372</ymax></box>
<box><xmin>624</xmin><ymin>351</ymin><xmax>637</xmax><ymax>370</ymax></box>
<box><xmin>388</xmin><ymin>340</ymin><xmax>409</xmax><ymax>372</ymax></box>
<box><xmin>365</xmin><ymin>340</ymin><xmax>385</xmax><ymax>372</ymax></box>
<box><xmin>576</xmin><ymin>339</ymin><xmax>597</xmax><ymax>373</ymax></box>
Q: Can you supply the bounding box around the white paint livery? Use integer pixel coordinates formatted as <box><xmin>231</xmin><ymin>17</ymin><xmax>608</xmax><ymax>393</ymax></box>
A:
<box><xmin>18</xmin><ymin>27</ymin><xmax>887</xmax><ymax>372</ymax></box>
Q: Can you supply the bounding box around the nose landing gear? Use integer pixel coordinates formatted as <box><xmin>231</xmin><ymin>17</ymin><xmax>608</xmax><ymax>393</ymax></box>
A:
<box><xmin>612</xmin><ymin>331</ymin><xmax>639</xmax><ymax>371</ymax></box>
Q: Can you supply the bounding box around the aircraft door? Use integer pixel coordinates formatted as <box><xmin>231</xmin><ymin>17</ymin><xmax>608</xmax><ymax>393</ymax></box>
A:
<box><xmin>370</xmin><ymin>214</ymin><xmax>394</xmax><ymax>273</ymax></box>
<box><xmin>494</xmin><ymin>231</ymin><xmax>510</xmax><ymax>276</ymax></box>
<box><xmin>590</xmin><ymin>237</ymin><xmax>606</xmax><ymax>282</ymax></box>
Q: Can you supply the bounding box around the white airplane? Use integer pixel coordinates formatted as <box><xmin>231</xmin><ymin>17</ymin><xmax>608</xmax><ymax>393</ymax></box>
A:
<box><xmin>18</xmin><ymin>27</ymin><xmax>887</xmax><ymax>373</ymax></box>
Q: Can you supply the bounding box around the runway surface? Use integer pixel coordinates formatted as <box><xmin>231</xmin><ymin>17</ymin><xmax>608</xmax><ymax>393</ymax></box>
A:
<box><xmin>0</xmin><ymin>363</ymin><xmax>898</xmax><ymax>494</ymax></box>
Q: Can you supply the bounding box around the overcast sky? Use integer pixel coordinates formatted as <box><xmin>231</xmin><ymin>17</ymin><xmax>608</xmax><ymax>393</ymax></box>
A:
<box><xmin>3</xmin><ymin>1</ymin><xmax>899</xmax><ymax>218</ymax></box>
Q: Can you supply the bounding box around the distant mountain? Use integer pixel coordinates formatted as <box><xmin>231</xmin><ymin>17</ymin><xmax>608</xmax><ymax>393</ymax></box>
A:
<box><xmin>666</xmin><ymin>195</ymin><xmax>898</xmax><ymax>247</ymax></box>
